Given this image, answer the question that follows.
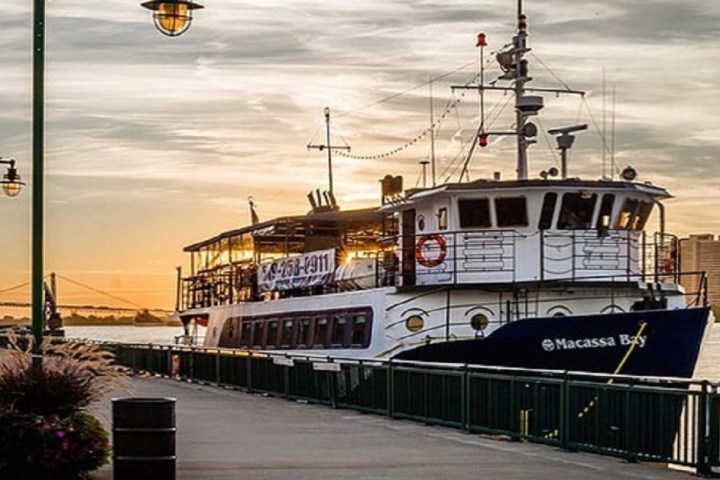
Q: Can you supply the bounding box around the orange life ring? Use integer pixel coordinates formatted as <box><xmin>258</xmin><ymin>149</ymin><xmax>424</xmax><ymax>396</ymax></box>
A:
<box><xmin>415</xmin><ymin>234</ymin><xmax>447</xmax><ymax>268</ymax></box>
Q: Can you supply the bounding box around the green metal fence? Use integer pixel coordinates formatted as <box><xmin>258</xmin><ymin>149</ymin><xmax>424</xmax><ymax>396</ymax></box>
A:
<box><xmin>110</xmin><ymin>343</ymin><xmax>720</xmax><ymax>476</ymax></box>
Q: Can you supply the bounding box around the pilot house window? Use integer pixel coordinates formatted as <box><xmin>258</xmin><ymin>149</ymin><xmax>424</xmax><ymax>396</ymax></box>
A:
<box><xmin>558</xmin><ymin>193</ymin><xmax>596</xmax><ymax>229</ymax></box>
<box><xmin>459</xmin><ymin>199</ymin><xmax>491</xmax><ymax>228</ymax></box>
<box><xmin>596</xmin><ymin>194</ymin><xmax>615</xmax><ymax>229</ymax></box>
<box><xmin>495</xmin><ymin>197</ymin><xmax>528</xmax><ymax>227</ymax></box>
<box><xmin>617</xmin><ymin>198</ymin><xmax>653</xmax><ymax>230</ymax></box>
<box><xmin>538</xmin><ymin>193</ymin><xmax>557</xmax><ymax>230</ymax></box>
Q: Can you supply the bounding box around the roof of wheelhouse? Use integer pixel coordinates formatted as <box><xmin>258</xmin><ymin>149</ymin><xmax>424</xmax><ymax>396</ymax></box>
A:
<box><xmin>401</xmin><ymin>178</ymin><xmax>671</xmax><ymax>203</ymax></box>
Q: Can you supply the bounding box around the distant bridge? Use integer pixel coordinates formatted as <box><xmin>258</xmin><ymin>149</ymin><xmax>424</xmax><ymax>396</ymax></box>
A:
<box><xmin>0</xmin><ymin>273</ymin><xmax>174</xmax><ymax>315</ymax></box>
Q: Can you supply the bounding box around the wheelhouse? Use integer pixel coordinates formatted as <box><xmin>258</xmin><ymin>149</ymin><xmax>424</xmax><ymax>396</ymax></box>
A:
<box><xmin>385</xmin><ymin>178</ymin><xmax>674</xmax><ymax>287</ymax></box>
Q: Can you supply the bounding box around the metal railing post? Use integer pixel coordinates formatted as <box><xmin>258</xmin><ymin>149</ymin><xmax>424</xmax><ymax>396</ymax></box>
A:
<box><xmin>697</xmin><ymin>381</ymin><xmax>712</xmax><ymax>476</ymax></box>
<box><xmin>462</xmin><ymin>365</ymin><xmax>470</xmax><ymax>432</ymax></box>
<box><xmin>215</xmin><ymin>350</ymin><xmax>221</xmax><ymax>385</ymax></box>
<box><xmin>387</xmin><ymin>360</ymin><xmax>395</xmax><ymax>419</ymax></box>
<box><xmin>559</xmin><ymin>373</ymin><xmax>569</xmax><ymax>451</ymax></box>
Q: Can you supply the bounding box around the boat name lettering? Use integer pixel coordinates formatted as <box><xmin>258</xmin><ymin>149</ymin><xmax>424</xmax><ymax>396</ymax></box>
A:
<box><xmin>541</xmin><ymin>335</ymin><xmax>647</xmax><ymax>352</ymax></box>
<box><xmin>258</xmin><ymin>249</ymin><xmax>336</xmax><ymax>292</ymax></box>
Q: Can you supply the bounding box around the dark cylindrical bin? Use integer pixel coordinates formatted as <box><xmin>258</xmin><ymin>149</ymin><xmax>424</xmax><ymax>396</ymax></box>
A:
<box><xmin>112</xmin><ymin>397</ymin><xmax>176</xmax><ymax>480</ymax></box>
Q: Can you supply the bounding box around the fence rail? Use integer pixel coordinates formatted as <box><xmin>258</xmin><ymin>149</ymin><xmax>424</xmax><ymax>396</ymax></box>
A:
<box><xmin>108</xmin><ymin>343</ymin><xmax>720</xmax><ymax>476</ymax></box>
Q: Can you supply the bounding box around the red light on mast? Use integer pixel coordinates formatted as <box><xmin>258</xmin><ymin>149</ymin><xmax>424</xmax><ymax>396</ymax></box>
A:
<box><xmin>479</xmin><ymin>134</ymin><xmax>489</xmax><ymax>147</ymax></box>
<box><xmin>476</xmin><ymin>33</ymin><xmax>487</xmax><ymax>47</ymax></box>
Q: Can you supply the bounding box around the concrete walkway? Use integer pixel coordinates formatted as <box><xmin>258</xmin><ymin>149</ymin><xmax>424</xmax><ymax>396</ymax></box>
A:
<box><xmin>91</xmin><ymin>377</ymin><xmax>694</xmax><ymax>479</ymax></box>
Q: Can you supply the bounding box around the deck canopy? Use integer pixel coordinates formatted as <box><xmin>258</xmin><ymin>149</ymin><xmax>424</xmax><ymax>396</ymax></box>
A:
<box><xmin>183</xmin><ymin>207</ymin><xmax>387</xmax><ymax>273</ymax></box>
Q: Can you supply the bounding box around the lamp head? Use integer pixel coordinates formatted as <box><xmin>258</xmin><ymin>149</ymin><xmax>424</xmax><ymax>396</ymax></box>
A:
<box><xmin>1</xmin><ymin>163</ymin><xmax>25</xmax><ymax>198</ymax></box>
<box><xmin>141</xmin><ymin>0</ymin><xmax>204</xmax><ymax>37</ymax></box>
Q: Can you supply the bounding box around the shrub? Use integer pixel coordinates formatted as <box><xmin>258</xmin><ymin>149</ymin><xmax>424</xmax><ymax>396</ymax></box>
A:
<box><xmin>0</xmin><ymin>332</ymin><xmax>130</xmax><ymax>416</ymax></box>
<box><xmin>0</xmin><ymin>332</ymin><xmax>129</xmax><ymax>478</ymax></box>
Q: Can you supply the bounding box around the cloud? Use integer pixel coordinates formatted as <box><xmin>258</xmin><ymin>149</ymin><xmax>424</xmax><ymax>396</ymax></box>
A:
<box><xmin>1</xmin><ymin>0</ymin><xmax>718</xmax><ymax>307</ymax></box>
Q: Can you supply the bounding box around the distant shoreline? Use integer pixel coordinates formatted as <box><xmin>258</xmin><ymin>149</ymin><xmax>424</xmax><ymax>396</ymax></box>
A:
<box><xmin>4</xmin><ymin>320</ymin><xmax>181</xmax><ymax>327</ymax></box>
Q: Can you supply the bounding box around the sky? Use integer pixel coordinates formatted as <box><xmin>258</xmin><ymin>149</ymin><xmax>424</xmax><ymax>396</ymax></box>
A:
<box><xmin>1</xmin><ymin>0</ymin><xmax>719</xmax><ymax>311</ymax></box>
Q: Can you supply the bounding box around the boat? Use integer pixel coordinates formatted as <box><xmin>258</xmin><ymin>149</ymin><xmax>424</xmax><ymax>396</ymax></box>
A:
<box><xmin>174</xmin><ymin>1</ymin><xmax>713</xmax><ymax>378</ymax></box>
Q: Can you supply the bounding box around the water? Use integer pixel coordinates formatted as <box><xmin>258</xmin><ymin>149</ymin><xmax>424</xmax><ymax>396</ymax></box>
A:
<box><xmin>64</xmin><ymin>325</ymin><xmax>195</xmax><ymax>345</ymax></box>
<box><xmin>65</xmin><ymin>323</ymin><xmax>720</xmax><ymax>380</ymax></box>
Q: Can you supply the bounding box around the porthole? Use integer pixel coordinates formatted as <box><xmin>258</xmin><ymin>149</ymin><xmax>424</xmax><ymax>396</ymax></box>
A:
<box><xmin>405</xmin><ymin>315</ymin><xmax>424</xmax><ymax>332</ymax></box>
<box><xmin>470</xmin><ymin>313</ymin><xmax>489</xmax><ymax>331</ymax></box>
<box><xmin>547</xmin><ymin>305</ymin><xmax>572</xmax><ymax>317</ymax></box>
<box><xmin>417</xmin><ymin>215</ymin><xmax>426</xmax><ymax>232</ymax></box>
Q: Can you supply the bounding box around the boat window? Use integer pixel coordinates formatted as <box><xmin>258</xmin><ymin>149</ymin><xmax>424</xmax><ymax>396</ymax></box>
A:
<box><xmin>252</xmin><ymin>320</ymin><xmax>265</xmax><ymax>348</ymax></box>
<box><xmin>538</xmin><ymin>193</ymin><xmax>557</xmax><ymax>230</ymax></box>
<box><xmin>458</xmin><ymin>199</ymin><xmax>491</xmax><ymax>229</ymax></box>
<box><xmin>331</xmin><ymin>315</ymin><xmax>347</xmax><ymax>347</ymax></box>
<box><xmin>279</xmin><ymin>319</ymin><xmax>294</xmax><ymax>348</ymax></box>
<box><xmin>351</xmin><ymin>314</ymin><xmax>367</xmax><ymax>347</ymax></box>
<box><xmin>558</xmin><ymin>193</ymin><xmax>596</xmax><ymax>229</ymax></box>
<box><xmin>635</xmin><ymin>202</ymin><xmax>653</xmax><ymax>230</ymax></box>
<box><xmin>240</xmin><ymin>321</ymin><xmax>252</xmax><ymax>347</ymax></box>
<box><xmin>296</xmin><ymin>317</ymin><xmax>311</xmax><ymax>348</ymax></box>
<box><xmin>438</xmin><ymin>207</ymin><xmax>448</xmax><ymax>230</ymax></box>
<box><xmin>495</xmin><ymin>197</ymin><xmax>528</xmax><ymax>227</ymax></box>
<box><xmin>617</xmin><ymin>198</ymin><xmax>653</xmax><ymax>230</ymax></box>
<box><xmin>617</xmin><ymin>198</ymin><xmax>637</xmax><ymax>229</ymax></box>
<box><xmin>313</xmin><ymin>317</ymin><xmax>329</xmax><ymax>348</ymax></box>
<box><xmin>266</xmin><ymin>319</ymin><xmax>279</xmax><ymax>348</ymax></box>
<box><xmin>596</xmin><ymin>194</ymin><xmax>615</xmax><ymax>229</ymax></box>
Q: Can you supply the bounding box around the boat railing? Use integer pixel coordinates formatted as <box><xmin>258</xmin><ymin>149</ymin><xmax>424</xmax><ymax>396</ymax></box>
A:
<box><xmin>177</xmin><ymin>228</ymin><xmax>699</xmax><ymax>310</ymax></box>
<box><xmin>406</xmin><ymin>228</ymin><xmax>663</xmax><ymax>286</ymax></box>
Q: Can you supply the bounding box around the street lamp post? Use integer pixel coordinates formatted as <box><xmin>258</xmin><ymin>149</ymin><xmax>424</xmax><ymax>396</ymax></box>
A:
<box><xmin>29</xmin><ymin>0</ymin><xmax>203</xmax><ymax>366</ymax></box>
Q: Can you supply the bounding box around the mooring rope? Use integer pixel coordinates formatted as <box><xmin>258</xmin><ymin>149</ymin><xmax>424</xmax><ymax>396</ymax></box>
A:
<box><xmin>545</xmin><ymin>320</ymin><xmax>648</xmax><ymax>437</ymax></box>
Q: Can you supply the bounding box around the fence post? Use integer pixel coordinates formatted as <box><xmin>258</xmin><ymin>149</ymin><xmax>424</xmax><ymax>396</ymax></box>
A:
<box><xmin>559</xmin><ymin>372</ymin><xmax>569</xmax><ymax>451</ymax></box>
<box><xmin>697</xmin><ymin>381</ymin><xmax>711</xmax><ymax>476</ymax></box>
<box><xmin>387</xmin><ymin>360</ymin><xmax>395</xmax><ymax>419</ymax></box>
<box><xmin>709</xmin><ymin>385</ymin><xmax>720</xmax><ymax>473</ymax></box>
<box><xmin>624</xmin><ymin>378</ymin><xmax>636</xmax><ymax>462</ymax></box>
<box><xmin>327</xmin><ymin>358</ymin><xmax>337</xmax><ymax>409</ymax></box>
<box><xmin>462</xmin><ymin>364</ymin><xmax>470</xmax><ymax>433</ymax></box>
<box><xmin>215</xmin><ymin>349</ymin><xmax>221</xmax><ymax>385</ymax></box>
<box><xmin>247</xmin><ymin>354</ymin><xmax>253</xmax><ymax>393</ymax></box>
<box><xmin>189</xmin><ymin>348</ymin><xmax>195</xmax><ymax>382</ymax></box>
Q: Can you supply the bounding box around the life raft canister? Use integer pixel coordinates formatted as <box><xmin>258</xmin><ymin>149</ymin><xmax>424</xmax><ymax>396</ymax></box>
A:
<box><xmin>415</xmin><ymin>234</ymin><xmax>447</xmax><ymax>268</ymax></box>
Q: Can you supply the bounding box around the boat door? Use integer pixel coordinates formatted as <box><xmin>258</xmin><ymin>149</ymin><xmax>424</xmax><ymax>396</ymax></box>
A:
<box><xmin>401</xmin><ymin>209</ymin><xmax>416</xmax><ymax>286</ymax></box>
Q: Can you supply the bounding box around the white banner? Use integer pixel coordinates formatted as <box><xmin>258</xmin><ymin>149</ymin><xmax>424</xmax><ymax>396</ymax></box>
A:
<box><xmin>258</xmin><ymin>249</ymin><xmax>336</xmax><ymax>292</ymax></box>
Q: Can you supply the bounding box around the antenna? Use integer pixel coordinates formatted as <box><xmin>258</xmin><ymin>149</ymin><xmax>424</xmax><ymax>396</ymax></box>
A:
<box><xmin>602</xmin><ymin>68</ymin><xmax>607</xmax><ymax>178</ymax></box>
<box><xmin>548</xmin><ymin>124</ymin><xmax>587</xmax><ymax>179</ymax></box>
<box><xmin>429</xmin><ymin>77</ymin><xmax>436</xmax><ymax>187</ymax></box>
<box><xmin>611</xmin><ymin>84</ymin><xmax>616</xmax><ymax>180</ymax></box>
<box><xmin>307</xmin><ymin>107</ymin><xmax>351</xmax><ymax>197</ymax></box>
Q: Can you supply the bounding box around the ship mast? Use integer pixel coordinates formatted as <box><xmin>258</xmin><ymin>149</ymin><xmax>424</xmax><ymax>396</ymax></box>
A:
<box><xmin>307</xmin><ymin>107</ymin><xmax>351</xmax><ymax>197</ymax></box>
<box><xmin>452</xmin><ymin>0</ymin><xmax>585</xmax><ymax>181</ymax></box>
<box><xmin>514</xmin><ymin>0</ymin><xmax>530</xmax><ymax>180</ymax></box>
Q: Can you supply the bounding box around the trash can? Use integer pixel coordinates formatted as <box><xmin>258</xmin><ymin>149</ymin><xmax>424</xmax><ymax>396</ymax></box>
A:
<box><xmin>112</xmin><ymin>397</ymin><xmax>176</xmax><ymax>480</ymax></box>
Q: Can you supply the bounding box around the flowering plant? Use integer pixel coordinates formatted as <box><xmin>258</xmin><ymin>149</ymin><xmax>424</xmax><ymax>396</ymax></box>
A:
<box><xmin>0</xmin><ymin>332</ymin><xmax>129</xmax><ymax>478</ymax></box>
<box><xmin>0</xmin><ymin>410</ymin><xmax>111</xmax><ymax>479</ymax></box>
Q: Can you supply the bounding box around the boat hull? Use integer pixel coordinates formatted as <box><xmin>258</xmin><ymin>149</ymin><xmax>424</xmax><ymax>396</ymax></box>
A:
<box><xmin>395</xmin><ymin>307</ymin><xmax>712</xmax><ymax>378</ymax></box>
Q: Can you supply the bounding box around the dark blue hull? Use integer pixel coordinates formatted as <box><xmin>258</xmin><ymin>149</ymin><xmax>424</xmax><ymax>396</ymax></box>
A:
<box><xmin>395</xmin><ymin>307</ymin><xmax>712</xmax><ymax>378</ymax></box>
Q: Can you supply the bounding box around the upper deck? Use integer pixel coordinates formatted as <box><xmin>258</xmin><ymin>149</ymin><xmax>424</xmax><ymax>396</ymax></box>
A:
<box><xmin>177</xmin><ymin>178</ymin><xmax>682</xmax><ymax>311</ymax></box>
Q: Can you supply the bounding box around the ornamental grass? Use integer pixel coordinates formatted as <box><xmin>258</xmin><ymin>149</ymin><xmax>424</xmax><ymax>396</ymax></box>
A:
<box><xmin>0</xmin><ymin>332</ymin><xmax>131</xmax><ymax>479</ymax></box>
